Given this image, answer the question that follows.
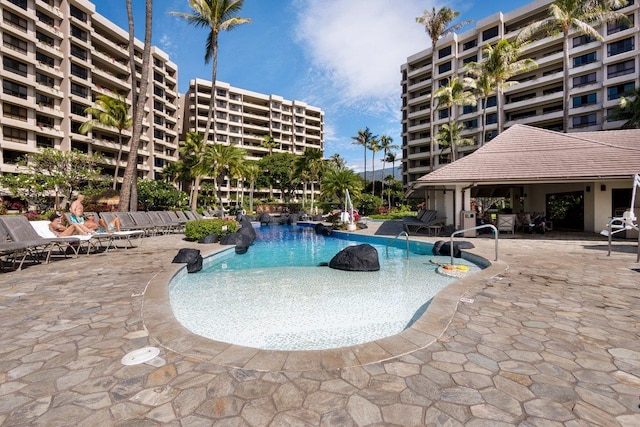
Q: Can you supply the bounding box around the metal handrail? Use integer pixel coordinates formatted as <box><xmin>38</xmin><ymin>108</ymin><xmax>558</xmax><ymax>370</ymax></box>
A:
<box><xmin>449</xmin><ymin>224</ymin><xmax>498</xmax><ymax>265</ymax></box>
<box><xmin>386</xmin><ymin>231</ymin><xmax>410</xmax><ymax>259</ymax></box>
<box><xmin>603</xmin><ymin>216</ymin><xmax>640</xmax><ymax>262</ymax></box>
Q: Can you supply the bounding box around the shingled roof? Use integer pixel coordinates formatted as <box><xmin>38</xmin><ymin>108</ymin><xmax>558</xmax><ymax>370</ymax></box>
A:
<box><xmin>413</xmin><ymin>124</ymin><xmax>640</xmax><ymax>186</ymax></box>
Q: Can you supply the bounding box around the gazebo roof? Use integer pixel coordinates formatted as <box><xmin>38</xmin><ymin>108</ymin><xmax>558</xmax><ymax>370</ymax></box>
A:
<box><xmin>412</xmin><ymin>124</ymin><xmax>640</xmax><ymax>188</ymax></box>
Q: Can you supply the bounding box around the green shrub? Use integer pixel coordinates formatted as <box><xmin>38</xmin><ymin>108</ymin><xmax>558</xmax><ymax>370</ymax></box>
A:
<box><xmin>184</xmin><ymin>218</ymin><xmax>239</xmax><ymax>241</ymax></box>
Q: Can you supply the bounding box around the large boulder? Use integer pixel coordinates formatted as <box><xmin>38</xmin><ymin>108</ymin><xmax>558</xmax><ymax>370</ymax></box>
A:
<box><xmin>198</xmin><ymin>234</ymin><xmax>219</xmax><ymax>244</ymax></box>
<box><xmin>314</xmin><ymin>223</ymin><xmax>333</xmax><ymax>236</ymax></box>
<box><xmin>432</xmin><ymin>240</ymin><xmax>475</xmax><ymax>258</ymax></box>
<box><xmin>171</xmin><ymin>248</ymin><xmax>203</xmax><ymax>273</ymax></box>
<box><xmin>329</xmin><ymin>244</ymin><xmax>380</xmax><ymax>272</ymax></box>
<box><xmin>258</xmin><ymin>213</ymin><xmax>272</xmax><ymax>225</ymax></box>
<box><xmin>238</xmin><ymin>217</ymin><xmax>256</xmax><ymax>244</ymax></box>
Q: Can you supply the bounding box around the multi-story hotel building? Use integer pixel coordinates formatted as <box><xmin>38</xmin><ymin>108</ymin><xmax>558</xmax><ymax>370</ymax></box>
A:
<box><xmin>1</xmin><ymin>0</ymin><xmax>179</xmax><ymax>183</ymax></box>
<box><xmin>181</xmin><ymin>78</ymin><xmax>324</xmax><ymax>202</ymax></box>
<box><xmin>401</xmin><ymin>0</ymin><xmax>639</xmax><ymax>190</ymax></box>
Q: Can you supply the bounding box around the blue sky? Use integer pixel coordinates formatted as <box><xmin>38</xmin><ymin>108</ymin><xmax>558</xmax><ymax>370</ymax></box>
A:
<box><xmin>93</xmin><ymin>0</ymin><xmax>533</xmax><ymax>172</ymax></box>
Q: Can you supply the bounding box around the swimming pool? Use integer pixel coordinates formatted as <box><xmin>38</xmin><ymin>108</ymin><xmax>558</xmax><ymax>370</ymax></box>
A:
<box><xmin>169</xmin><ymin>225</ymin><xmax>480</xmax><ymax>351</ymax></box>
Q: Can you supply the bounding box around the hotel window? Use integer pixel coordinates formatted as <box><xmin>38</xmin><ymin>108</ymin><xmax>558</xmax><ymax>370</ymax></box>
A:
<box><xmin>154</xmin><ymin>129</ymin><xmax>165</xmax><ymax>140</ymax></box>
<box><xmin>608</xmin><ymin>82</ymin><xmax>634</xmax><ymax>100</ymax></box>
<box><xmin>36</xmin><ymin>114</ymin><xmax>54</xmax><ymax>127</ymax></box>
<box><xmin>486</xmin><ymin>113</ymin><xmax>497</xmax><ymax>125</ymax></box>
<box><xmin>70</xmin><ymin>5</ymin><xmax>87</xmax><ymax>22</ymax></box>
<box><xmin>3</xmin><ymin>103</ymin><xmax>27</xmax><ymax>121</ymax></box>
<box><xmin>70</xmin><ymin>101</ymin><xmax>87</xmax><ymax>116</ymax></box>
<box><xmin>573</xmin><ymin>52</ymin><xmax>596</xmax><ymax>67</ymax></box>
<box><xmin>438</xmin><ymin>61</ymin><xmax>452</xmax><ymax>74</ymax></box>
<box><xmin>608</xmin><ymin>37</ymin><xmax>634</xmax><ymax>56</ymax></box>
<box><xmin>3</xmin><ymin>126</ymin><xmax>28</xmax><ymax>143</ymax></box>
<box><xmin>8</xmin><ymin>0</ymin><xmax>27</xmax><ymax>9</ymax></box>
<box><xmin>482</xmin><ymin>26</ymin><xmax>499</xmax><ymax>41</ymax></box>
<box><xmin>438</xmin><ymin>46</ymin><xmax>452</xmax><ymax>59</ymax></box>
<box><xmin>36</xmin><ymin>93</ymin><xmax>54</xmax><ymax>107</ymax></box>
<box><xmin>463</xmin><ymin>105</ymin><xmax>477</xmax><ymax>114</ymax></box>
<box><xmin>462</xmin><ymin>39</ymin><xmax>477</xmax><ymax>51</ymax></box>
<box><xmin>153</xmin><ymin>58</ymin><xmax>163</xmax><ymax>68</ymax></box>
<box><xmin>70</xmin><ymin>63</ymin><xmax>88</xmax><ymax>80</ymax></box>
<box><xmin>463</xmin><ymin>55</ymin><xmax>477</xmax><ymax>65</ymax></box>
<box><xmin>3</xmin><ymin>33</ymin><xmax>27</xmax><ymax>54</ymax></box>
<box><xmin>3</xmin><ymin>80</ymin><xmax>27</xmax><ymax>99</ymax></box>
<box><xmin>36</xmin><ymin>10</ymin><xmax>55</xmax><ymax>26</ymax></box>
<box><xmin>572</xmin><ymin>113</ymin><xmax>596</xmax><ymax>128</ymax></box>
<box><xmin>70</xmin><ymin>25</ymin><xmax>88</xmax><ymax>42</ymax></box>
<box><xmin>153</xmin><ymin>100</ymin><xmax>164</xmax><ymax>112</ymax></box>
<box><xmin>486</xmin><ymin>96</ymin><xmax>497</xmax><ymax>108</ymax></box>
<box><xmin>573</xmin><ymin>34</ymin><xmax>595</xmax><ymax>47</ymax></box>
<box><xmin>153</xmin><ymin>71</ymin><xmax>164</xmax><ymax>83</ymax></box>
<box><xmin>36</xmin><ymin>31</ymin><xmax>54</xmax><ymax>47</ymax></box>
<box><xmin>71</xmin><ymin>82</ymin><xmax>88</xmax><ymax>98</ymax></box>
<box><xmin>216</xmin><ymin>88</ymin><xmax>227</xmax><ymax>97</ymax></box>
<box><xmin>3</xmin><ymin>10</ymin><xmax>28</xmax><ymax>31</ymax></box>
<box><xmin>463</xmin><ymin>119</ymin><xmax>478</xmax><ymax>128</ymax></box>
<box><xmin>572</xmin><ymin>92</ymin><xmax>597</xmax><ymax>107</ymax></box>
<box><xmin>3</xmin><ymin>56</ymin><xmax>28</xmax><ymax>77</ymax></box>
<box><xmin>573</xmin><ymin>72</ymin><xmax>597</xmax><ymax>87</ymax></box>
<box><xmin>70</xmin><ymin>43</ymin><xmax>87</xmax><ymax>60</ymax></box>
<box><xmin>36</xmin><ymin>136</ymin><xmax>54</xmax><ymax>149</ymax></box>
<box><xmin>607</xmin><ymin>14</ymin><xmax>633</xmax><ymax>34</ymax></box>
<box><xmin>607</xmin><ymin>59</ymin><xmax>635</xmax><ymax>78</ymax></box>
<box><xmin>438</xmin><ymin>109</ymin><xmax>449</xmax><ymax>119</ymax></box>
<box><xmin>36</xmin><ymin>52</ymin><xmax>55</xmax><ymax>67</ymax></box>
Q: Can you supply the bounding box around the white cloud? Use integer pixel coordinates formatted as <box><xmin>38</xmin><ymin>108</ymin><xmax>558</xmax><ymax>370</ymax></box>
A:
<box><xmin>294</xmin><ymin>0</ymin><xmax>431</xmax><ymax>113</ymax></box>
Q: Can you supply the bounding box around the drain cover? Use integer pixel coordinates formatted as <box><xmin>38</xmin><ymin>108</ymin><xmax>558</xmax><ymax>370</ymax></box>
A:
<box><xmin>121</xmin><ymin>347</ymin><xmax>160</xmax><ymax>366</ymax></box>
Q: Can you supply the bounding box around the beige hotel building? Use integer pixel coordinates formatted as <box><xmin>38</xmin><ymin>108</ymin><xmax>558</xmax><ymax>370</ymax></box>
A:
<box><xmin>401</xmin><ymin>0</ymin><xmax>639</xmax><ymax>190</ymax></box>
<box><xmin>1</xmin><ymin>0</ymin><xmax>324</xmax><ymax>204</ymax></box>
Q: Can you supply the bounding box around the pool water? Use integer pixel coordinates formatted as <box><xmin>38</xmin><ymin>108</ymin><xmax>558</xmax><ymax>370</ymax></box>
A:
<box><xmin>169</xmin><ymin>225</ymin><xmax>479</xmax><ymax>351</ymax></box>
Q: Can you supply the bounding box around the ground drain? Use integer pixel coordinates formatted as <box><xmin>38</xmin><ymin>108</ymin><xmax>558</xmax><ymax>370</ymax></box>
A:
<box><xmin>121</xmin><ymin>347</ymin><xmax>160</xmax><ymax>366</ymax></box>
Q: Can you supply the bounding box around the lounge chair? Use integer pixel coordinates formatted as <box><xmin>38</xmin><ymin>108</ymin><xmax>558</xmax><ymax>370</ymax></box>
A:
<box><xmin>174</xmin><ymin>211</ymin><xmax>190</xmax><ymax>224</ymax></box>
<box><xmin>497</xmin><ymin>214</ymin><xmax>516</xmax><ymax>234</ymax></box>
<box><xmin>129</xmin><ymin>211</ymin><xmax>159</xmax><ymax>236</ymax></box>
<box><xmin>402</xmin><ymin>210</ymin><xmax>443</xmax><ymax>235</ymax></box>
<box><xmin>0</xmin><ymin>220</ymin><xmax>44</xmax><ymax>271</ymax></box>
<box><xmin>0</xmin><ymin>215</ymin><xmax>82</xmax><ymax>263</ymax></box>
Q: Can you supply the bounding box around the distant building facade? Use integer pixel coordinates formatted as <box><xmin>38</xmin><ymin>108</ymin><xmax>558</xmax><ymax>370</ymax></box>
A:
<box><xmin>401</xmin><ymin>0</ymin><xmax>639</xmax><ymax>190</ymax></box>
<box><xmin>1</xmin><ymin>0</ymin><xmax>179</xmax><ymax>182</ymax></box>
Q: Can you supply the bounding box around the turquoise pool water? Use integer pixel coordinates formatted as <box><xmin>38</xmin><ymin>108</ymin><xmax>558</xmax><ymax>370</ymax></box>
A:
<box><xmin>169</xmin><ymin>224</ymin><xmax>480</xmax><ymax>351</ymax></box>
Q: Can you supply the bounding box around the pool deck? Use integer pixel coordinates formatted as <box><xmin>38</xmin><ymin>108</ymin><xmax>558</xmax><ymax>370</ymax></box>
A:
<box><xmin>1</xmin><ymin>221</ymin><xmax>639</xmax><ymax>426</ymax></box>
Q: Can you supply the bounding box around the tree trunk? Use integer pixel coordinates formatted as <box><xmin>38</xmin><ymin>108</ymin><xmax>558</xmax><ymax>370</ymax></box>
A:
<box><xmin>113</xmin><ymin>130</ymin><xmax>123</xmax><ymax>190</ymax></box>
<box><xmin>480</xmin><ymin>96</ymin><xmax>487</xmax><ymax>146</ymax></box>
<box><xmin>190</xmin><ymin>175</ymin><xmax>201</xmax><ymax>210</ymax></box>
<box><xmin>120</xmin><ymin>0</ymin><xmax>152</xmax><ymax>212</ymax></box>
<box><xmin>562</xmin><ymin>30</ymin><xmax>570</xmax><ymax>133</ymax></box>
<box><xmin>429</xmin><ymin>56</ymin><xmax>436</xmax><ymax>172</ymax></box>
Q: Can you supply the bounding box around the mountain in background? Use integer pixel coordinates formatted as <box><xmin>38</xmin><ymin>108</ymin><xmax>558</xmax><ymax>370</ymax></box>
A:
<box><xmin>357</xmin><ymin>166</ymin><xmax>402</xmax><ymax>181</ymax></box>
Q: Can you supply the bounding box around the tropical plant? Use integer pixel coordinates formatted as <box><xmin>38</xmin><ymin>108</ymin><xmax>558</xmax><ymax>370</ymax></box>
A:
<box><xmin>179</xmin><ymin>131</ymin><xmax>208</xmax><ymax>209</ymax></box>
<box><xmin>321</xmin><ymin>168</ymin><xmax>363</xmax><ymax>207</ymax></box>
<box><xmin>184</xmin><ymin>218</ymin><xmax>239</xmax><ymax>241</ymax></box>
<box><xmin>296</xmin><ymin>148</ymin><xmax>324</xmax><ymax>214</ymax></box>
<box><xmin>378</xmin><ymin>135</ymin><xmax>399</xmax><ymax>199</ymax></box>
<box><xmin>329</xmin><ymin>153</ymin><xmax>347</xmax><ymax>170</ymax></box>
<box><xmin>171</xmin><ymin>0</ymin><xmax>251</xmax><ymax>148</ymax></box>
<box><xmin>608</xmin><ymin>87</ymin><xmax>640</xmax><ymax>129</ymax></box>
<box><xmin>416</xmin><ymin>6</ymin><xmax>471</xmax><ymax>172</ymax></box>
<box><xmin>258</xmin><ymin>152</ymin><xmax>300</xmax><ymax>203</ymax></box>
<box><xmin>434</xmin><ymin>77</ymin><xmax>477</xmax><ymax>162</ymax></box>
<box><xmin>79</xmin><ymin>94</ymin><xmax>132</xmax><ymax>190</ymax></box>
<box><xmin>463</xmin><ymin>66</ymin><xmax>494</xmax><ymax>146</ymax></box>
<box><xmin>436</xmin><ymin>121</ymin><xmax>474</xmax><ymax>163</ymax></box>
<box><xmin>121</xmin><ymin>0</ymin><xmax>152</xmax><ymax>211</ymax></box>
<box><xmin>208</xmin><ymin>144</ymin><xmax>247</xmax><ymax>209</ymax></box>
<box><xmin>242</xmin><ymin>161</ymin><xmax>261</xmax><ymax>212</ymax></box>
<box><xmin>351</xmin><ymin>127</ymin><xmax>377</xmax><ymax>185</ymax></box>
<box><xmin>137</xmin><ymin>178</ymin><xmax>188</xmax><ymax>210</ymax></box>
<box><xmin>517</xmin><ymin>0</ymin><xmax>628</xmax><ymax>132</ymax></box>
<box><xmin>261</xmin><ymin>134</ymin><xmax>278</xmax><ymax>154</ymax></box>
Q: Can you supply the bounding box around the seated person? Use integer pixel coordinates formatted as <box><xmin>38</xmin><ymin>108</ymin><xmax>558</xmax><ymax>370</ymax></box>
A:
<box><xmin>68</xmin><ymin>194</ymin><xmax>94</xmax><ymax>234</ymax></box>
<box><xmin>49</xmin><ymin>213</ymin><xmax>88</xmax><ymax>236</ymax></box>
<box><xmin>84</xmin><ymin>213</ymin><xmax>121</xmax><ymax>233</ymax></box>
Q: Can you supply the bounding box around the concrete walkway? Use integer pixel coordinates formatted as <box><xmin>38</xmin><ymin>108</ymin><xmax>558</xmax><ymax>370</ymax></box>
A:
<box><xmin>1</xmin><ymin>222</ymin><xmax>639</xmax><ymax>426</ymax></box>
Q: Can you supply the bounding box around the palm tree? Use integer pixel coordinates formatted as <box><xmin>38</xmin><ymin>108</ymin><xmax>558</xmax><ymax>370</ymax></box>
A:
<box><xmin>79</xmin><ymin>94</ymin><xmax>132</xmax><ymax>190</ymax></box>
<box><xmin>301</xmin><ymin>148</ymin><xmax>324</xmax><ymax>214</ymax></box>
<box><xmin>608</xmin><ymin>87</ymin><xmax>640</xmax><ymax>129</ymax></box>
<box><xmin>120</xmin><ymin>0</ymin><xmax>152</xmax><ymax>211</ymax></box>
<box><xmin>179</xmin><ymin>131</ymin><xmax>208</xmax><ymax>209</ymax></box>
<box><xmin>436</xmin><ymin>121</ymin><xmax>474</xmax><ymax>163</ymax></box>
<box><xmin>463</xmin><ymin>67</ymin><xmax>494</xmax><ymax>146</ymax></box>
<box><xmin>378</xmin><ymin>135</ymin><xmax>399</xmax><ymax>203</ymax></box>
<box><xmin>329</xmin><ymin>153</ymin><xmax>346</xmax><ymax>170</ymax></box>
<box><xmin>207</xmin><ymin>144</ymin><xmax>246</xmax><ymax>210</ymax></box>
<box><xmin>434</xmin><ymin>77</ymin><xmax>476</xmax><ymax>162</ymax></box>
<box><xmin>480</xmin><ymin>39</ymin><xmax>538</xmax><ymax>134</ymax></box>
<box><xmin>351</xmin><ymin>127</ymin><xmax>377</xmax><ymax>186</ymax></box>
<box><xmin>171</xmin><ymin>0</ymin><xmax>251</xmax><ymax>147</ymax></box>
<box><xmin>416</xmin><ymin>6</ymin><xmax>471</xmax><ymax>172</ymax></box>
<box><xmin>242</xmin><ymin>161</ymin><xmax>261</xmax><ymax>213</ymax></box>
<box><xmin>322</xmin><ymin>168</ymin><xmax>363</xmax><ymax>207</ymax></box>
<box><xmin>260</xmin><ymin>134</ymin><xmax>277</xmax><ymax>155</ymax></box>
<box><xmin>369</xmin><ymin>137</ymin><xmax>381</xmax><ymax>196</ymax></box>
<box><xmin>517</xmin><ymin>0</ymin><xmax>628</xmax><ymax>132</ymax></box>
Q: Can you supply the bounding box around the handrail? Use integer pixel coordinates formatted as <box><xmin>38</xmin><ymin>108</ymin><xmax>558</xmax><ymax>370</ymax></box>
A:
<box><xmin>386</xmin><ymin>231</ymin><xmax>410</xmax><ymax>259</ymax></box>
<box><xmin>603</xmin><ymin>216</ymin><xmax>640</xmax><ymax>262</ymax></box>
<box><xmin>449</xmin><ymin>224</ymin><xmax>498</xmax><ymax>265</ymax></box>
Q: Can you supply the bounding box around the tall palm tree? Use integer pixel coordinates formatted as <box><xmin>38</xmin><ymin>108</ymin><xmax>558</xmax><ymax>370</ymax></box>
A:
<box><xmin>321</xmin><ymin>168</ymin><xmax>363</xmax><ymax>207</ymax></box>
<box><xmin>329</xmin><ymin>153</ymin><xmax>346</xmax><ymax>170</ymax></box>
<box><xmin>378</xmin><ymin>135</ymin><xmax>398</xmax><ymax>202</ymax></box>
<box><xmin>179</xmin><ymin>131</ymin><xmax>208</xmax><ymax>209</ymax></box>
<box><xmin>351</xmin><ymin>127</ymin><xmax>377</xmax><ymax>186</ymax></box>
<box><xmin>434</xmin><ymin>77</ymin><xmax>477</xmax><ymax>162</ymax></box>
<box><xmin>207</xmin><ymin>144</ymin><xmax>246</xmax><ymax>210</ymax></box>
<box><xmin>369</xmin><ymin>137</ymin><xmax>381</xmax><ymax>196</ymax></box>
<box><xmin>517</xmin><ymin>0</ymin><xmax>628</xmax><ymax>132</ymax></box>
<box><xmin>171</xmin><ymin>0</ymin><xmax>251</xmax><ymax>145</ymax></box>
<box><xmin>301</xmin><ymin>148</ymin><xmax>324</xmax><ymax>215</ymax></box>
<box><xmin>120</xmin><ymin>0</ymin><xmax>152</xmax><ymax>211</ymax></box>
<box><xmin>463</xmin><ymin>67</ymin><xmax>494</xmax><ymax>146</ymax></box>
<box><xmin>480</xmin><ymin>39</ymin><xmax>537</xmax><ymax>134</ymax></box>
<box><xmin>79</xmin><ymin>94</ymin><xmax>132</xmax><ymax>190</ymax></box>
<box><xmin>608</xmin><ymin>87</ymin><xmax>640</xmax><ymax>129</ymax></box>
<box><xmin>416</xmin><ymin>6</ymin><xmax>471</xmax><ymax>172</ymax></box>
<box><xmin>242</xmin><ymin>161</ymin><xmax>261</xmax><ymax>213</ymax></box>
<box><xmin>436</xmin><ymin>121</ymin><xmax>474</xmax><ymax>163</ymax></box>
<box><xmin>260</xmin><ymin>134</ymin><xmax>277</xmax><ymax>155</ymax></box>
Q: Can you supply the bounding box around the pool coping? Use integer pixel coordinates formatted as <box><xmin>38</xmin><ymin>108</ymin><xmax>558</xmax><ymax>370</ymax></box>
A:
<box><xmin>142</xmin><ymin>244</ymin><xmax>508</xmax><ymax>372</ymax></box>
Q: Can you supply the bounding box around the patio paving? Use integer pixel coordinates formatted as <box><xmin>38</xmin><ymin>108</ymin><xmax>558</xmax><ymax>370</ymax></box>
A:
<box><xmin>1</xmin><ymin>222</ymin><xmax>639</xmax><ymax>426</ymax></box>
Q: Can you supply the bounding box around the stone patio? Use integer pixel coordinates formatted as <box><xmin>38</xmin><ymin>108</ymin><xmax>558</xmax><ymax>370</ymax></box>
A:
<box><xmin>1</xmin><ymin>222</ymin><xmax>639</xmax><ymax>426</ymax></box>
